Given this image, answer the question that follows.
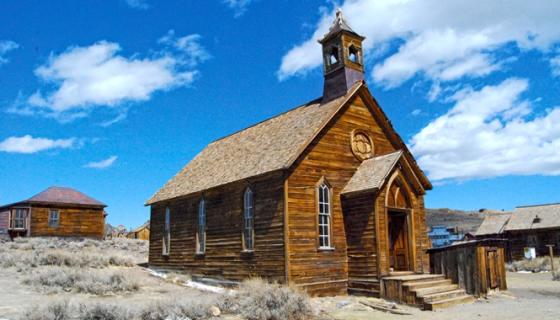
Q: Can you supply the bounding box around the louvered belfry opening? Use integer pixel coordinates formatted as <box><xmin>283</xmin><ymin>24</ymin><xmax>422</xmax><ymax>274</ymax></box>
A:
<box><xmin>319</xmin><ymin>9</ymin><xmax>366</xmax><ymax>102</ymax></box>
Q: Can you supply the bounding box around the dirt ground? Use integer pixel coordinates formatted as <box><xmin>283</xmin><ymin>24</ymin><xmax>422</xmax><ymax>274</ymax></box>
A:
<box><xmin>320</xmin><ymin>272</ymin><xmax>560</xmax><ymax>320</ymax></box>
<box><xmin>0</xmin><ymin>266</ymin><xmax>558</xmax><ymax>319</ymax></box>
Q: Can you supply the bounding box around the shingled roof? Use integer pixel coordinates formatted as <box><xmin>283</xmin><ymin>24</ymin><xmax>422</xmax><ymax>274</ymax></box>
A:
<box><xmin>319</xmin><ymin>9</ymin><xmax>364</xmax><ymax>43</ymax></box>
<box><xmin>476</xmin><ymin>213</ymin><xmax>511</xmax><ymax>236</ymax></box>
<box><xmin>0</xmin><ymin>186</ymin><xmax>106</xmax><ymax>209</ymax></box>
<box><xmin>505</xmin><ymin>203</ymin><xmax>560</xmax><ymax>231</ymax></box>
<box><xmin>146</xmin><ymin>84</ymin><xmax>360</xmax><ymax>205</ymax></box>
<box><xmin>341</xmin><ymin>151</ymin><xmax>402</xmax><ymax>195</ymax></box>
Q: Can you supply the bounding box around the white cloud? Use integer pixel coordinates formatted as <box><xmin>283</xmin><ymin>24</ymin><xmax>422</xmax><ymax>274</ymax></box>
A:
<box><xmin>223</xmin><ymin>0</ymin><xmax>254</xmax><ymax>17</ymax></box>
<box><xmin>0</xmin><ymin>40</ymin><xmax>19</xmax><ymax>65</ymax></box>
<box><xmin>124</xmin><ymin>0</ymin><xmax>149</xmax><ymax>10</ymax></box>
<box><xmin>410</xmin><ymin>78</ymin><xmax>560</xmax><ymax>181</ymax></box>
<box><xmin>278</xmin><ymin>1</ymin><xmax>560</xmax><ymax>85</ymax></box>
<box><xmin>0</xmin><ymin>135</ymin><xmax>76</xmax><ymax>154</ymax></box>
<box><xmin>551</xmin><ymin>54</ymin><xmax>560</xmax><ymax>77</ymax></box>
<box><xmin>410</xmin><ymin>109</ymin><xmax>422</xmax><ymax>116</ymax></box>
<box><xmin>13</xmin><ymin>32</ymin><xmax>208</xmax><ymax>122</ymax></box>
<box><xmin>84</xmin><ymin>155</ymin><xmax>118</xmax><ymax>169</ymax></box>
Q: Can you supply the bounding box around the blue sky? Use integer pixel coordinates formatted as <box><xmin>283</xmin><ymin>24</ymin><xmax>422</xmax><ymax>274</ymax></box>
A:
<box><xmin>1</xmin><ymin>0</ymin><xmax>560</xmax><ymax>228</ymax></box>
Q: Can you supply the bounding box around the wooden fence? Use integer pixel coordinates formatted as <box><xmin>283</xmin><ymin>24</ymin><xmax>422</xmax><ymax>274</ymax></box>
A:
<box><xmin>428</xmin><ymin>239</ymin><xmax>507</xmax><ymax>297</ymax></box>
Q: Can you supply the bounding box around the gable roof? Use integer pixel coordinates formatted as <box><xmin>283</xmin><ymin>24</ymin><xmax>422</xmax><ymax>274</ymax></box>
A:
<box><xmin>476</xmin><ymin>213</ymin><xmax>512</xmax><ymax>236</ymax></box>
<box><xmin>505</xmin><ymin>203</ymin><xmax>560</xmax><ymax>231</ymax></box>
<box><xmin>341</xmin><ymin>150</ymin><xmax>402</xmax><ymax>195</ymax></box>
<box><xmin>147</xmin><ymin>82</ymin><xmax>431</xmax><ymax>205</ymax></box>
<box><xmin>1</xmin><ymin>186</ymin><xmax>106</xmax><ymax>209</ymax></box>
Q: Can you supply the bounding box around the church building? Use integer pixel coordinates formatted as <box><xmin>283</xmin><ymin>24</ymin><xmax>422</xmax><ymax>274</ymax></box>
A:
<box><xmin>147</xmin><ymin>11</ymin><xmax>433</xmax><ymax>296</ymax></box>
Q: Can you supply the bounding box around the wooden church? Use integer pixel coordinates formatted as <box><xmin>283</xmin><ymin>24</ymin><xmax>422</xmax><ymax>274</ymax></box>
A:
<box><xmin>147</xmin><ymin>11</ymin><xmax>433</xmax><ymax>296</ymax></box>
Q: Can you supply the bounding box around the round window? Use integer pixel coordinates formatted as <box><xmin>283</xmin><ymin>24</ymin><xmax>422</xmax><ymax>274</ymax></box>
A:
<box><xmin>351</xmin><ymin>130</ymin><xmax>374</xmax><ymax>161</ymax></box>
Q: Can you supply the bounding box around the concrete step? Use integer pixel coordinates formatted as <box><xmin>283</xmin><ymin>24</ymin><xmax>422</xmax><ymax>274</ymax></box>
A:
<box><xmin>402</xmin><ymin>279</ymin><xmax>452</xmax><ymax>290</ymax></box>
<box><xmin>424</xmin><ymin>294</ymin><xmax>475</xmax><ymax>310</ymax></box>
<box><xmin>421</xmin><ymin>289</ymin><xmax>467</xmax><ymax>303</ymax></box>
<box><xmin>413</xmin><ymin>284</ymin><xmax>459</xmax><ymax>296</ymax></box>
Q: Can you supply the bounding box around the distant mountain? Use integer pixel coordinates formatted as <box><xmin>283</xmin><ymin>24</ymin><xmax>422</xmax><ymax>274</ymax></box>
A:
<box><xmin>425</xmin><ymin>208</ymin><xmax>498</xmax><ymax>233</ymax></box>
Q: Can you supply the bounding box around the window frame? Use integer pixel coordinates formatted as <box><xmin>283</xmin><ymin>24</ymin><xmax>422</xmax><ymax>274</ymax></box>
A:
<box><xmin>196</xmin><ymin>198</ymin><xmax>206</xmax><ymax>255</ymax></box>
<box><xmin>48</xmin><ymin>209</ymin><xmax>60</xmax><ymax>228</ymax></box>
<box><xmin>316</xmin><ymin>178</ymin><xmax>334</xmax><ymax>250</ymax></box>
<box><xmin>12</xmin><ymin>208</ymin><xmax>27</xmax><ymax>229</ymax></box>
<box><xmin>162</xmin><ymin>207</ymin><xmax>171</xmax><ymax>256</ymax></box>
<box><xmin>242</xmin><ymin>187</ymin><xmax>255</xmax><ymax>252</ymax></box>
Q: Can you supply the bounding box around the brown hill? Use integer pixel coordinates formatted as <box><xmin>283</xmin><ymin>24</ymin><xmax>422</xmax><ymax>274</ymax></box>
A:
<box><xmin>425</xmin><ymin>208</ymin><xmax>493</xmax><ymax>233</ymax></box>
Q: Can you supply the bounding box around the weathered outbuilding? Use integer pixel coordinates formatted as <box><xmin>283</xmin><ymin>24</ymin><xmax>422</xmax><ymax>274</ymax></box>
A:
<box><xmin>147</xmin><ymin>11</ymin><xmax>433</xmax><ymax>296</ymax></box>
<box><xmin>476</xmin><ymin>204</ymin><xmax>560</xmax><ymax>261</ymax></box>
<box><xmin>0</xmin><ymin>186</ymin><xmax>106</xmax><ymax>239</ymax></box>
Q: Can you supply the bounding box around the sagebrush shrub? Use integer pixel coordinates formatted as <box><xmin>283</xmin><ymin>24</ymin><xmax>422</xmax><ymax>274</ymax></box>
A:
<box><xmin>79</xmin><ymin>303</ymin><xmax>132</xmax><ymax>320</ymax></box>
<box><xmin>22</xmin><ymin>301</ymin><xmax>71</xmax><ymax>320</ymax></box>
<box><xmin>228</xmin><ymin>278</ymin><xmax>312</xmax><ymax>320</ymax></box>
<box><xmin>23</xmin><ymin>266</ymin><xmax>140</xmax><ymax>295</ymax></box>
<box><xmin>507</xmin><ymin>257</ymin><xmax>560</xmax><ymax>273</ymax></box>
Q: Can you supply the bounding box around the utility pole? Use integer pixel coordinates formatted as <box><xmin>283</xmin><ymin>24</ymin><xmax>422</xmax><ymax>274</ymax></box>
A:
<box><xmin>546</xmin><ymin>244</ymin><xmax>555</xmax><ymax>275</ymax></box>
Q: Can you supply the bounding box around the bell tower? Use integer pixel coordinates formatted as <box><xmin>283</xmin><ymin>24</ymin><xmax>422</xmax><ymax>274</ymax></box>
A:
<box><xmin>319</xmin><ymin>9</ymin><xmax>365</xmax><ymax>102</ymax></box>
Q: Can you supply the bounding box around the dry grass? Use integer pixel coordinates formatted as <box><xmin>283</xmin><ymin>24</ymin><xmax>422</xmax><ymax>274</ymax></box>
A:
<box><xmin>506</xmin><ymin>257</ymin><xmax>560</xmax><ymax>273</ymax></box>
<box><xmin>220</xmin><ymin>278</ymin><xmax>312</xmax><ymax>320</ymax></box>
<box><xmin>22</xmin><ymin>266</ymin><xmax>140</xmax><ymax>295</ymax></box>
<box><xmin>1</xmin><ymin>237</ymin><xmax>146</xmax><ymax>296</ymax></box>
<box><xmin>20</xmin><ymin>299</ymin><xmax>217</xmax><ymax>320</ymax></box>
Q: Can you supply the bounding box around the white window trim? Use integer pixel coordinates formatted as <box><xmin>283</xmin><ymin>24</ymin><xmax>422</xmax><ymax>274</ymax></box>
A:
<box><xmin>162</xmin><ymin>207</ymin><xmax>171</xmax><ymax>256</ymax></box>
<box><xmin>318</xmin><ymin>181</ymin><xmax>333</xmax><ymax>250</ymax></box>
<box><xmin>196</xmin><ymin>198</ymin><xmax>206</xmax><ymax>254</ymax></box>
<box><xmin>243</xmin><ymin>188</ymin><xmax>255</xmax><ymax>252</ymax></box>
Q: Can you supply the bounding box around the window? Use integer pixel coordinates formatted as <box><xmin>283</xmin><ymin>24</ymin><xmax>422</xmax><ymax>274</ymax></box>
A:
<box><xmin>13</xmin><ymin>209</ymin><xmax>26</xmax><ymax>229</ymax></box>
<box><xmin>243</xmin><ymin>188</ymin><xmax>255</xmax><ymax>251</ymax></box>
<box><xmin>318</xmin><ymin>182</ymin><xmax>332</xmax><ymax>249</ymax></box>
<box><xmin>348</xmin><ymin>45</ymin><xmax>360</xmax><ymax>64</ymax></box>
<box><xmin>48</xmin><ymin>210</ymin><xmax>59</xmax><ymax>228</ymax></box>
<box><xmin>197</xmin><ymin>199</ymin><xmax>206</xmax><ymax>254</ymax></box>
<box><xmin>162</xmin><ymin>207</ymin><xmax>170</xmax><ymax>255</ymax></box>
<box><xmin>527</xmin><ymin>234</ymin><xmax>538</xmax><ymax>247</ymax></box>
<box><xmin>328</xmin><ymin>46</ymin><xmax>339</xmax><ymax>65</ymax></box>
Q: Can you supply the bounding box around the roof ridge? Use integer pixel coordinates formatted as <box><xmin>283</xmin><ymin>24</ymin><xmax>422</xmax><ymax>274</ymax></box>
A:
<box><xmin>209</xmin><ymin>97</ymin><xmax>323</xmax><ymax>144</ymax></box>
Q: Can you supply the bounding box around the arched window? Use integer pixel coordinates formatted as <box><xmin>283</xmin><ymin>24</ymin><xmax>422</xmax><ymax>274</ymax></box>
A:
<box><xmin>348</xmin><ymin>45</ymin><xmax>360</xmax><ymax>64</ymax></box>
<box><xmin>197</xmin><ymin>199</ymin><xmax>206</xmax><ymax>254</ymax></box>
<box><xmin>163</xmin><ymin>207</ymin><xmax>171</xmax><ymax>255</ymax></box>
<box><xmin>317</xmin><ymin>182</ymin><xmax>332</xmax><ymax>249</ymax></box>
<box><xmin>329</xmin><ymin>46</ymin><xmax>339</xmax><ymax>65</ymax></box>
<box><xmin>243</xmin><ymin>188</ymin><xmax>255</xmax><ymax>251</ymax></box>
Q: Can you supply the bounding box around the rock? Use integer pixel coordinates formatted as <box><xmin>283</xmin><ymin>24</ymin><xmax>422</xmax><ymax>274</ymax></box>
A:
<box><xmin>336</xmin><ymin>300</ymin><xmax>350</xmax><ymax>309</ymax></box>
<box><xmin>210</xmin><ymin>305</ymin><xmax>221</xmax><ymax>316</ymax></box>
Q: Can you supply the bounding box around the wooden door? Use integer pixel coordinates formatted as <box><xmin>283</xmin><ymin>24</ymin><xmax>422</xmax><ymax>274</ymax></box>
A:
<box><xmin>486</xmin><ymin>249</ymin><xmax>499</xmax><ymax>289</ymax></box>
<box><xmin>389</xmin><ymin>213</ymin><xmax>409</xmax><ymax>271</ymax></box>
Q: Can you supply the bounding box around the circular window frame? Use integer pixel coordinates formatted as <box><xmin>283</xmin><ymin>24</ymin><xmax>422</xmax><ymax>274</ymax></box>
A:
<box><xmin>350</xmin><ymin>129</ymin><xmax>374</xmax><ymax>161</ymax></box>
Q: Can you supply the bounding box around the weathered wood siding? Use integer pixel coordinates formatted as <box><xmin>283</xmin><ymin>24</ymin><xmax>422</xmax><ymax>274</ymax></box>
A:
<box><xmin>429</xmin><ymin>240</ymin><xmax>507</xmax><ymax>297</ymax></box>
<box><xmin>29</xmin><ymin>206</ymin><xmax>105</xmax><ymax>239</ymax></box>
<box><xmin>506</xmin><ymin>229</ymin><xmax>560</xmax><ymax>261</ymax></box>
<box><xmin>149</xmin><ymin>172</ymin><xmax>285</xmax><ymax>283</ymax></box>
<box><xmin>128</xmin><ymin>227</ymin><xmax>150</xmax><ymax>240</ymax></box>
<box><xmin>0</xmin><ymin>210</ymin><xmax>9</xmax><ymax>234</ymax></box>
<box><xmin>343</xmin><ymin>193</ymin><xmax>377</xmax><ymax>280</ymax></box>
<box><xmin>286</xmin><ymin>95</ymin><xmax>398</xmax><ymax>296</ymax></box>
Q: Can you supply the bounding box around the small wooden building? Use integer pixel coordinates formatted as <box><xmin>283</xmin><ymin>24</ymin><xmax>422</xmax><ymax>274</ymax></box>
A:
<box><xmin>476</xmin><ymin>203</ymin><xmax>560</xmax><ymax>261</ymax></box>
<box><xmin>0</xmin><ymin>186</ymin><xmax>106</xmax><ymax>239</ymax></box>
<box><xmin>127</xmin><ymin>221</ymin><xmax>150</xmax><ymax>240</ymax></box>
<box><xmin>147</xmin><ymin>11</ymin><xmax>433</xmax><ymax>296</ymax></box>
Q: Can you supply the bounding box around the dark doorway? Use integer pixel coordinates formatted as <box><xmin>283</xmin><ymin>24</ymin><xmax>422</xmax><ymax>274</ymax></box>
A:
<box><xmin>388</xmin><ymin>211</ymin><xmax>409</xmax><ymax>271</ymax></box>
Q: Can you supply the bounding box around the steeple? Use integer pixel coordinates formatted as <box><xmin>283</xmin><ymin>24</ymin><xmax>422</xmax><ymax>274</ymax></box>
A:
<box><xmin>319</xmin><ymin>9</ymin><xmax>365</xmax><ymax>102</ymax></box>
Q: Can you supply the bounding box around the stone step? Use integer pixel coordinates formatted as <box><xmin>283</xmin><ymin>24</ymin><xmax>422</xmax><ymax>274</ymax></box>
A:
<box><xmin>412</xmin><ymin>284</ymin><xmax>459</xmax><ymax>296</ymax></box>
<box><xmin>424</xmin><ymin>294</ymin><xmax>475</xmax><ymax>310</ymax></box>
<box><xmin>421</xmin><ymin>289</ymin><xmax>467</xmax><ymax>303</ymax></box>
<box><xmin>402</xmin><ymin>279</ymin><xmax>452</xmax><ymax>290</ymax></box>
